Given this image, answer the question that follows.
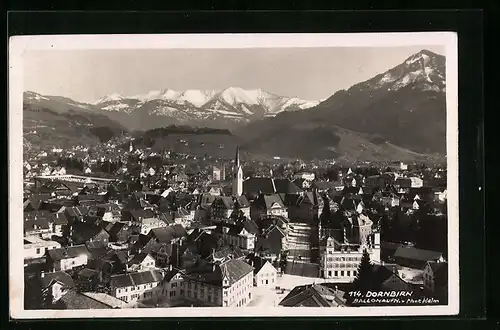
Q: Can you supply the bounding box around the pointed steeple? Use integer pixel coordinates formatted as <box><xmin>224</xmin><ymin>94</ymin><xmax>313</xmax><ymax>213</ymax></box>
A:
<box><xmin>235</xmin><ymin>145</ymin><xmax>240</xmax><ymax>169</ymax></box>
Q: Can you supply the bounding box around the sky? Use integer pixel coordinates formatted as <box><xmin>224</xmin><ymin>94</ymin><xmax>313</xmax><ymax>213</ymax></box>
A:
<box><xmin>23</xmin><ymin>46</ymin><xmax>445</xmax><ymax>103</ymax></box>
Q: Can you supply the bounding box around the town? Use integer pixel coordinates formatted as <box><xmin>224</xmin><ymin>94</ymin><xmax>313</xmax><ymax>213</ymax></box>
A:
<box><xmin>22</xmin><ymin>138</ymin><xmax>449</xmax><ymax>309</ymax></box>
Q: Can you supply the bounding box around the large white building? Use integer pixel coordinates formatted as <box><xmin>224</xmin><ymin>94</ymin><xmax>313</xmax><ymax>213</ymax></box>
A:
<box><xmin>319</xmin><ymin>204</ymin><xmax>381</xmax><ymax>282</ymax></box>
<box><xmin>110</xmin><ymin>269</ymin><xmax>164</xmax><ymax>304</ymax></box>
<box><xmin>182</xmin><ymin>259</ymin><xmax>254</xmax><ymax>307</ymax></box>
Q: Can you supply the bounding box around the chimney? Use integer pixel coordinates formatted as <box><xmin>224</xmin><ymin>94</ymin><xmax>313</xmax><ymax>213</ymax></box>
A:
<box><xmin>40</xmin><ymin>271</ymin><xmax>45</xmax><ymax>278</ymax></box>
<box><xmin>212</xmin><ymin>263</ymin><xmax>216</xmax><ymax>272</ymax></box>
<box><xmin>169</xmin><ymin>264</ymin><xmax>173</xmax><ymax>271</ymax></box>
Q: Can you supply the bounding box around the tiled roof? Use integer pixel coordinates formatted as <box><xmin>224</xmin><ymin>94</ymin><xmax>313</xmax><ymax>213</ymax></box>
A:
<box><xmin>184</xmin><ymin>259</ymin><xmax>253</xmax><ymax>287</ymax></box>
<box><xmin>80</xmin><ymin>292</ymin><xmax>129</xmax><ymax>309</ymax></box>
<box><xmin>56</xmin><ymin>290</ymin><xmax>112</xmax><ymax>309</ymax></box>
<box><xmin>245</xmin><ymin>255</ymin><xmax>273</xmax><ymax>274</ymax></box>
<box><xmin>51</xmin><ymin>212</ymin><xmax>68</xmax><ymax>225</ymax></box>
<box><xmin>278</xmin><ymin>284</ymin><xmax>346</xmax><ymax>307</ymax></box>
<box><xmin>149</xmin><ymin>225</ymin><xmax>187</xmax><ymax>243</ymax></box>
<box><xmin>47</xmin><ymin>244</ymin><xmax>90</xmax><ymax>261</ymax></box>
<box><xmin>40</xmin><ymin>271</ymin><xmax>75</xmax><ymax>289</ymax></box>
<box><xmin>243</xmin><ymin>178</ymin><xmax>275</xmax><ymax>196</ymax></box>
<box><xmin>394</xmin><ymin>247</ymin><xmax>443</xmax><ymax>262</ymax></box>
<box><xmin>110</xmin><ymin>269</ymin><xmax>164</xmax><ymax>288</ymax></box>
<box><xmin>273</xmin><ymin>179</ymin><xmax>302</xmax><ymax>194</ymax></box>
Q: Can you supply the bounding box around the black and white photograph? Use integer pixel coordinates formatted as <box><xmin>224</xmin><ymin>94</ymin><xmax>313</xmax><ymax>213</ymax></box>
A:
<box><xmin>9</xmin><ymin>32</ymin><xmax>459</xmax><ymax>318</ymax></box>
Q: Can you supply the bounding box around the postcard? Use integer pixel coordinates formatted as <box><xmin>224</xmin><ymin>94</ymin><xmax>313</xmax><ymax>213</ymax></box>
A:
<box><xmin>9</xmin><ymin>32</ymin><xmax>459</xmax><ymax>318</ymax></box>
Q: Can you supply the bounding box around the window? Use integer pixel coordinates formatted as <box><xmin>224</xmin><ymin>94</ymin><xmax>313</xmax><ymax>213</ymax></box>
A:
<box><xmin>125</xmin><ymin>288</ymin><xmax>128</xmax><ymax>292</ymax></box>
<box><xmin>328</xmin><ymin>271</ymin><xmax>332</xmax><ymax>277</ymax></box>
<box><xmin>347</xmin><ymin>271</ymin><xmax>350</xmax><ymax>276</ymax></box>
<box><xmin>341</xmin><ymin>271</ymin><xmax>344</xmax><ymax>276</ymax></box>
<box><xmin>334</xmin><ymin>271</ymin><xmax>338</xmax><ymax>276</ymax></box>
<box><xmin>353</xmin><ymin>271</ymin><xmax>357</xmax><ymax>276</ymax></box>
<box><xmin>36</xmin><ymin>248</ymin><xmax>41</xmax><ymax>254</ymax></box>
<box><xmin>194</xmin><ymin>292</ymin><xmax>198</xmax><ymax>299</ymax></box>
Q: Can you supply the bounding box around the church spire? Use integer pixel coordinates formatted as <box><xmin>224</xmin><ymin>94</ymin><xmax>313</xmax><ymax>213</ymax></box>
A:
<box><xmin>235</xmin><ymin>145</ymin><xmax>240</xmax><ymax>169</ymax></box>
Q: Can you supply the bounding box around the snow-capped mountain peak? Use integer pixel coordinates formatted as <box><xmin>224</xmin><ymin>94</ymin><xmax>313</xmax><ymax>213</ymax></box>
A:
<box><xmin>93</xmin><ymin>93</ymin><xmax>125</xmax><ymax>104</ymax></box>
<box><xmin>218</xmin><ymin>87</ymin><xmax>260</xmax><ymax>106</ymax></box>
<box><xmin>356</xmin><ymin>49</ymin><xmax>446</xmax><ymax>93</ymax></box>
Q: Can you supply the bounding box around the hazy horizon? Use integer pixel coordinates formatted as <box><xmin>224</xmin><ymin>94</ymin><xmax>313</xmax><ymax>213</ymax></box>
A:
<box><xmin>24</xmin><ymin>46</ymin><xmax>445</xmax><ymax>103</ymax></box>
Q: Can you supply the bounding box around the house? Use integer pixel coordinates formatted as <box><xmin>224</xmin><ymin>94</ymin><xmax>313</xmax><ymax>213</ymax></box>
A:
<box><xmin>287</xmin><ymin>191</ymin><xmax>323</xmax><ymax>224</ymax></box>
<box><xmin>70</xmin><ymin>222</ymin><xmax>110</xmax><ymax>248</ymax></box>
<box><xmin>278</xmin><ymin>284</ymin><xmax>347</xmax><ymax>307</ymax></box>
<box><xmin>50</xmin><ymin>213</ymin><xmax>69</xmax><ymax>236</ymax></box>
<box><xmin>45</xmin><ymin>244</ymin><xmax>90</xmax><ymax>272</ymax></box>
<box><xmin>393</xmin><ymin>246</ymin><xmax>445</xmax><ymax>270</ymax></box>
<box><xmin>250</xmin><ymin>194</ymin><xmax>288</xmax><ymax>222</ymax></box>
<box><xmin>126</xmin><ymin>252</ymin><xmax>157</xmax><ymax>272</ymax></box>
<box><xmin>75</xmin><ymin>268</ymin><xmax>101</xmax><ymax>292</ymax></box>
<box><xmin>174</xmin><ymin>206</ymin><xmax>193</xmax><ymax>227</ymax></box>
<box><xmin>24</xmin><ymin>211</ymin><xmax>53</xmax><ymax>238</ymax></box>
<box><xmin>210</xmin><ymin>196</ymin><xmax>251</xmax><ymax>222</ymax></box>
<box><xmin>84</xmin><ymin>167</ymin><xmax>92</xmax><ymax>174</ymax></box>
<box><xmin>64</xmin><ymin>206</ymin><xmax>90</xmax><ymax>223</ymax></box>
<box><xmin>51</xmin><ymin>166</ymin><xmax>67</xmax><ymax>176</ymax></box>
<box><xmin>105</xmin><ymin>222</ymin><xmax>132</xmax><ymax>243</ymax></box>
<box><xmin>423</xmin><ymin>261</ymin><xmax>448</xmax><ymax>300</ymax></box>
<box><xmin>255</xmin><ymin>223</ymin><xmax>288</xmax><ymax>261</ymax></box>
<box><xmin>140</xmin><ymin>216</ymin><xmax>169</xmax><ymax>235</ymax></box>
<box><xmin>40</xmin><ymin>271</ymin><xmax>76</xmax><ymax>307</ymax></box>
<box><xmin>214</xmin><ymin>222</ymin><xmax>257</xmax><ymax>251</ymax></box>
<box><xmin>396</xmin><ymin>177</ymin><xmax>424</xmax><ymax>189</ymax></box>
<box><xmin>182</xmin><ymin>259</ymin><xmax>254</xmax><ymax>307</ymax></box>
<box><xmin>153</xmin><ymin>267</ymin><xmax>184</xmax><ymax>303</ymax></box>
<box><xmin>245</xmin><ymin>254</ymin><xmax>278</xmax><ymax>288</ymax></box>
<box><xmin>95</xmin><ymin>203</ymin><xmax>122</xmax><ymax>222</ymax></box>
<box><xmin>24</xmin><ymin>236</ymin><xmax>61</xmax><ymax>261</ymax></box>
<box><xmin>370</xmin><ymin>264</ymin><xmax>413</xmax><ymax>292</ymax></box>
<box><xmin>110</xmin><ymin>269</ymin><xmax>164</xmax><ymax>304</ymax></box>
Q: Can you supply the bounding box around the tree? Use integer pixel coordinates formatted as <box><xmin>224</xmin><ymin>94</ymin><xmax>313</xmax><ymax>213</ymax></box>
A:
<box><xmin>353</xmin><ymin>249</ymin><xmax>374</xmax><ymax>293</ymax></box>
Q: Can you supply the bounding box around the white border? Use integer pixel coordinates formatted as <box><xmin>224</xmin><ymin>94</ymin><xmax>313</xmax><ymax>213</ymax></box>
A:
<box><xmin>9</xmin><ymin>32</ymin><xmax>459</xmax><ymax>318</ymax></box>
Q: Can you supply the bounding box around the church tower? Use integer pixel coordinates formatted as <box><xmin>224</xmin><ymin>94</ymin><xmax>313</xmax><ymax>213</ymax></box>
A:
<box><xmin>129</xmin><ymin>141</ymin><xmax>133</xmax><ymax>153</ymax></box>
<box><xmin>232</xmin><ymin>146</ymin><xmax>243</xmax><ymax>196</ymax></box>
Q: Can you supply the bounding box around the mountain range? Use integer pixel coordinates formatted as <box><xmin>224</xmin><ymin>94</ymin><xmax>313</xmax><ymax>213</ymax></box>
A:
<box><xmin>89</xmin><ymin>87</ymin><xmax>320</xmax><ymax>130</ymax></box>
<box><xmin>23</xmin><ymin>49</ymin><xmax>447</xmax><ymax>161</ymax></box>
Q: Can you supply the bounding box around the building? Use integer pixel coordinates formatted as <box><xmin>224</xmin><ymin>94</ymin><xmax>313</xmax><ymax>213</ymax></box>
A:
<box><xmin>318</xmin><ymin>203</ymin><xmax>381</xmax><ymax>282</ymax></box>
<box><xmin>126</xmin><ymin>252</ymin><xmax>157</xmax><ymax>272</ymax></box>
<box><xmin>396</xmin><ymin>177</ymin><xmax>424</xmax><ymax>189</ymax></box>
<box><xmin>45</xmin><ymin>245</ymin><xmax>90</xmax><ymax>272</ymax></box>
<box><xmin>24</xmin><ymin>236</ymin><xmax>61</xmax><ymax>261</ymax></box>
<box><xmin>210</xmin><ymin>196</ymin><xmax>251</xmax><ymax>222</ymax></box>
<box><xmin>182</xmin><ymin>258</ymin><xmax>254</xmax><ymax>307</ymax></box>
<box><xmin>110</xmin><ymin>269</ymin><xmax>164</xmax><ymax>304</ymax></box>
<box><xmin>40</xmin><ymin>271</ymin><xmax>76</xmax><ymax>307</ymax></box>
<box><xmin>140</xmin><ymin>216</ymin><xmax>169</xmax><ymax>235</ymax></box>
<box><xmin>250</xmin><ymin>194</ymin><xmax>288</xmax><ymax>221</ymax></box>
<box><xmin>246</xmin><ymin>254</ymin><xmax>278</xmax><ymax>288</ymax></box>
<box><xmin>215</xmin><ymin>222</ymin><xmax>257</xmax><ymax>251</ymax></box>
<box><xmin>423</xmin><ymin>261</ymin><xmax>448</xmax><ymax>300</ymax></box>
<box><xmin>278</xmin><ymin>284</ymin><xmax>347</xmax><ymax>307</ymax></box>
<box><xmin>393</xmin><ymin>246</ymin><xmax>445</xmax><ymax>270</ymax></box>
